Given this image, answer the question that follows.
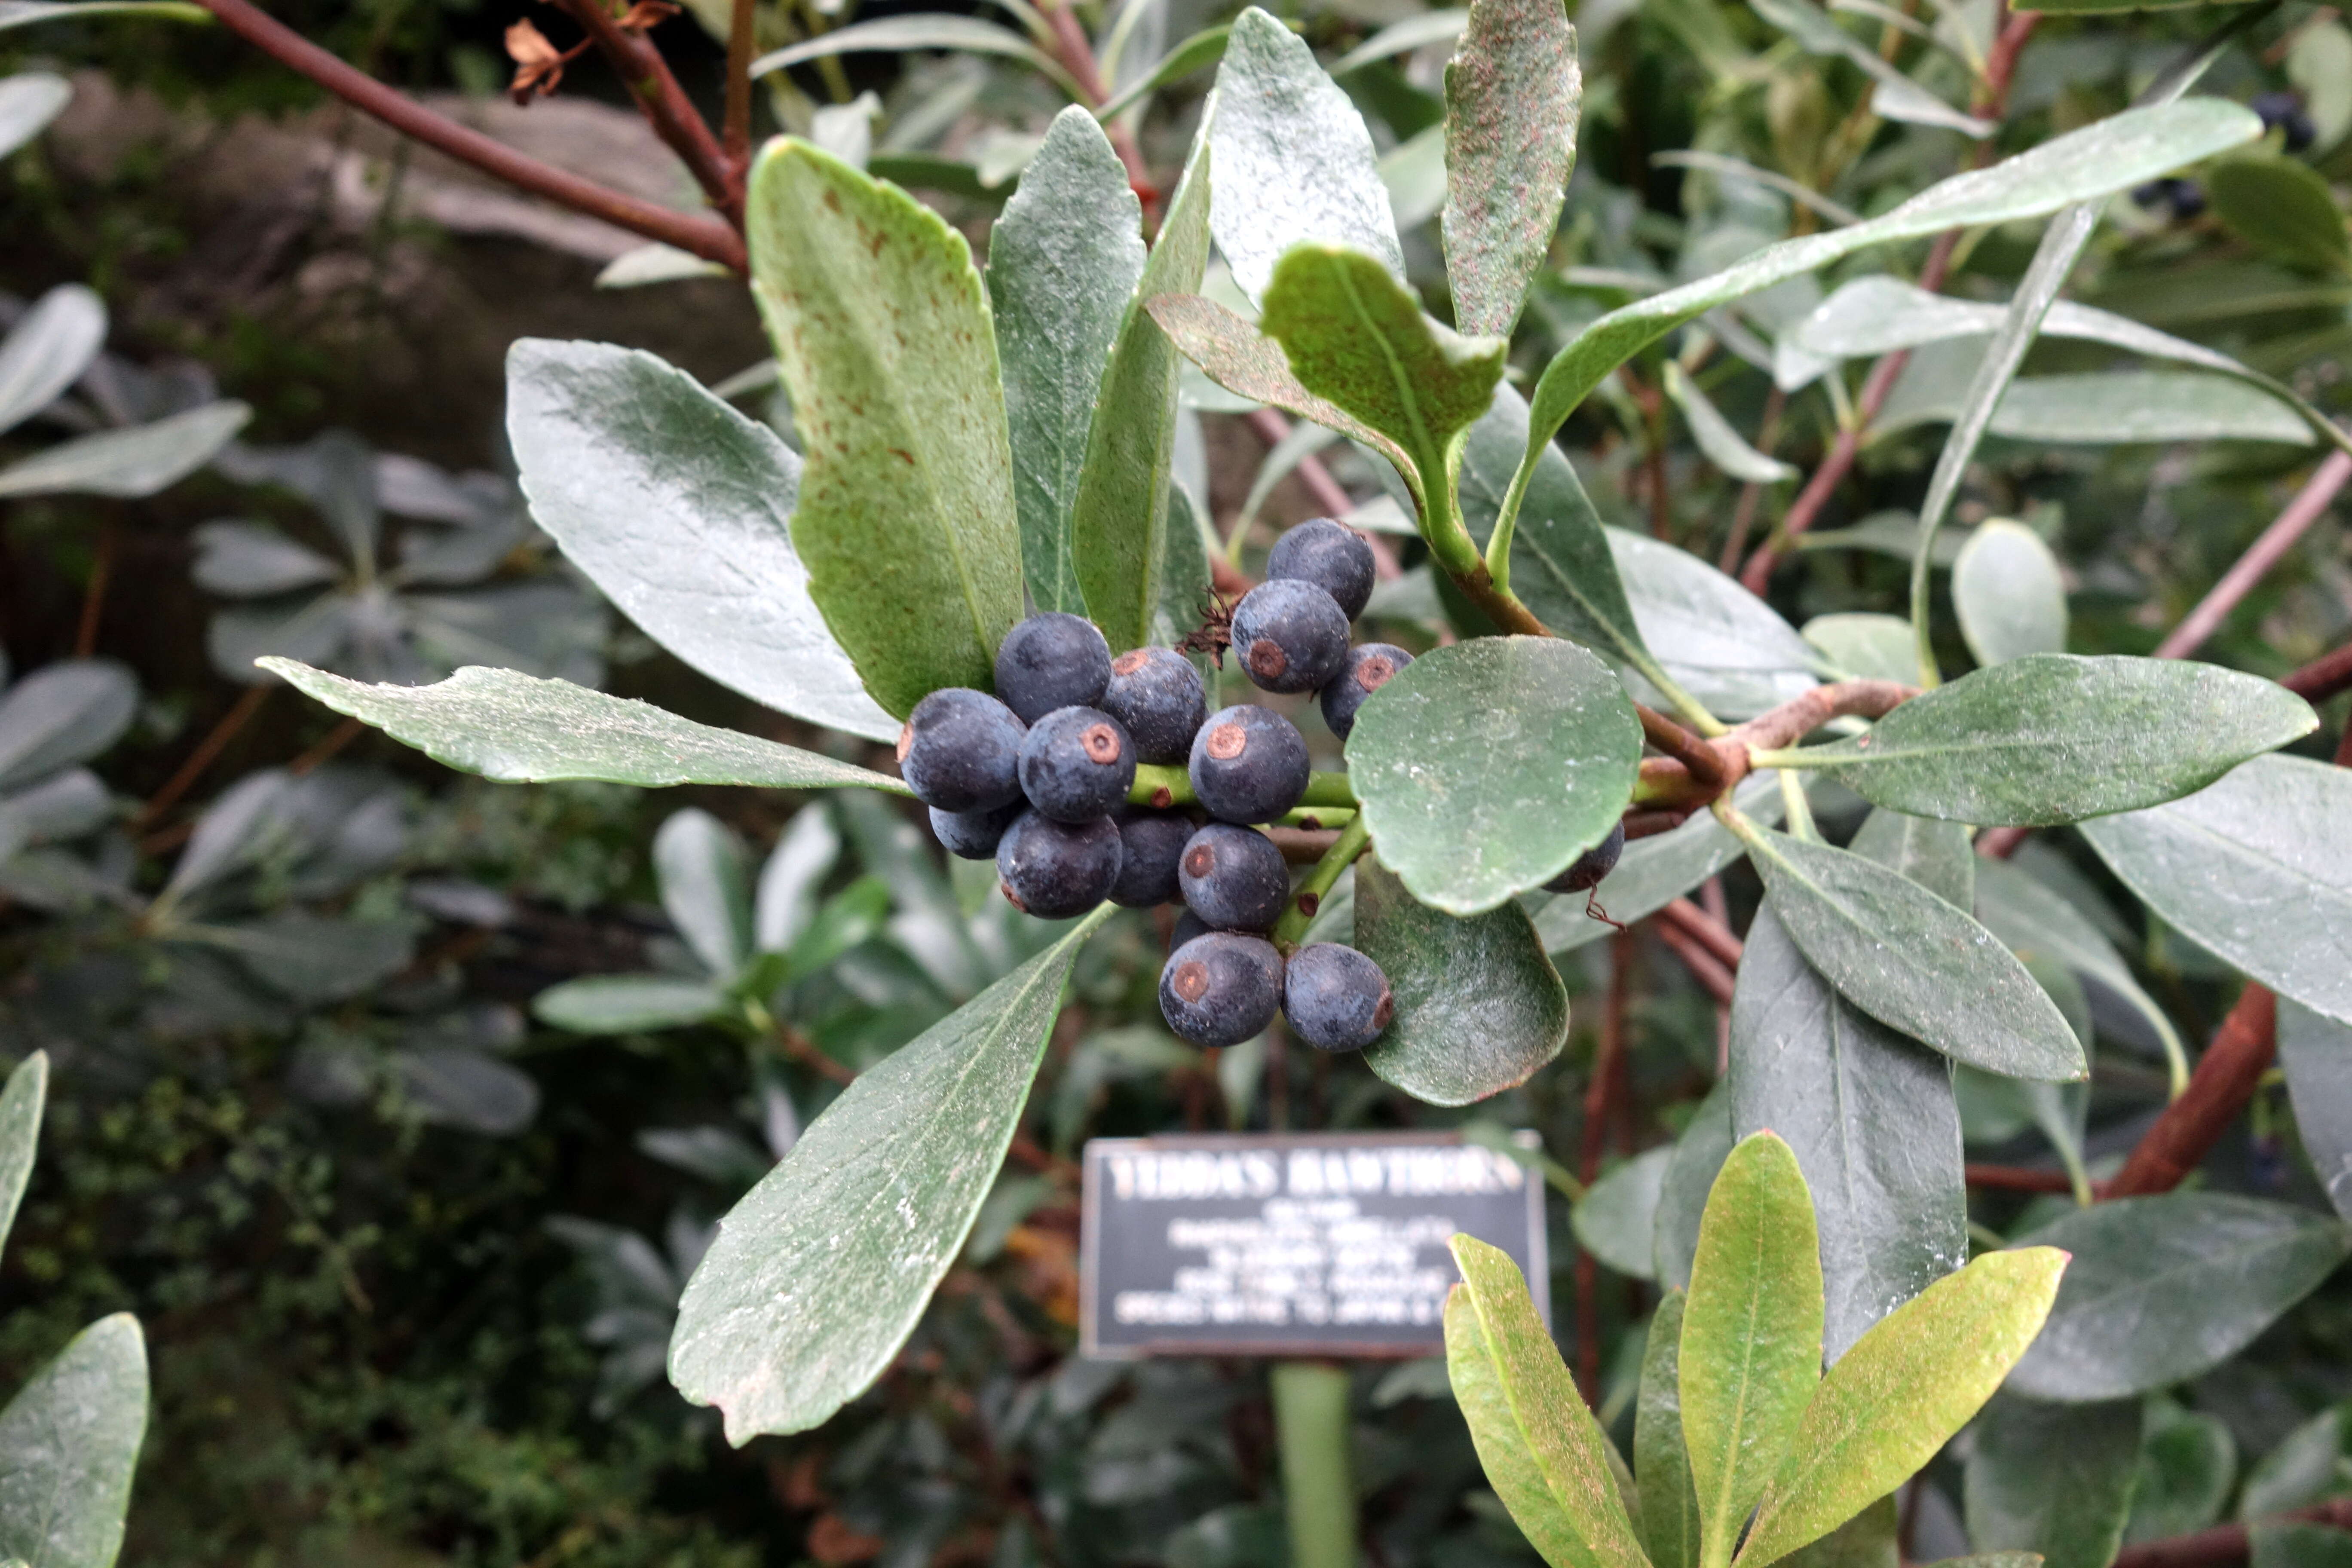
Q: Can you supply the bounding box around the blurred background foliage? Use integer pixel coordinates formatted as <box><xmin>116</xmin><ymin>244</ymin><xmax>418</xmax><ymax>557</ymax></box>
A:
<box><xmin>2</xmin><ymin>0</ymin><xmax>2351</xmax><ymax>1559</ymax></box>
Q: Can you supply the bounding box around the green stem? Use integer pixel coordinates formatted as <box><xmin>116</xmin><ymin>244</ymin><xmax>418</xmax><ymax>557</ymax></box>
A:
<box><xmin>1271</xmin><ymin>1363</ymin><xmax>1358</xmax><ymax>1568</ymax></box>
<box><xmin>1128</xmin><ymin>766</ymin><xmax>1356</xmax><ymax>813</ymax></box>
<box><xmin>1777</xmin><ymin>768</ymin><xmax>1821</xmax><ymax>843</ymax></box>
<box><xmin>1273</xmin><ymin>813</ymin><xmax>1370</xmax><ymax>948</ymax></box>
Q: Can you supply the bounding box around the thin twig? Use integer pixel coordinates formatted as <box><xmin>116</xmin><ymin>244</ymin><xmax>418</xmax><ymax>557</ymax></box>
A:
<box><xmin>2112</xmin><ymin>1497</ymin><xmax>2352</xmax><ymax>1568</ymax></box>
<box><xmin>1719</xmin><ymin>388</ymin><xmax>1785</xmax><ymax>573</ymax></box>
<box><xmin>1654</xmin><ymin>919</ymin><xmax>1736</xmax><ymax>1008</ymax></box>
<box><xmin>192</xmin><ymin>0</ymin><xmax>746</xmax><ymax>269</ymax></box>
<box><xmin>1038</xmin><ymin>0</ymin><xmax>1154</xmax><ymax>202</ymax></box>
<box><xmin>136</xmin><ymin>684</ymin><xmax>272</xmax><ymax>830</ymax></box>
<box><xmin>724</xmin><ymin>0</ymin><xmax>757</xmax><ymax>176</ymax></box>
<box><xmin>1634</xmin><ymin>679</ymin><xmax>1920</xmax><ymax>809</ymax></box>
<box><xmin>548</xmin><ymin>0</ymin><xmax>741</xmax><ymax>226</ymax></box>
<box><xmin>1660</xmin><ymin>897</ymin><xmax>1743</xmax><ymax>970</ymax></box>
<box><xmin>2154</xmin><ymin>449</ymin><xmax>2352</xmax><ymax>660</ymax></box>
<box><xmin>1576</xmin><ymin>934</ymin><xmax>1634</xmax><ymax>1405</ymax></box>
<box><xmin>1965</xmin><ymin>1163</ymin><xmax>2077</xmax><ymax>1193</ymax></box>
<box><xmin>75</xmin><ymin>520</ymin><xmax>119</xmax><ymax>657</ymax></box>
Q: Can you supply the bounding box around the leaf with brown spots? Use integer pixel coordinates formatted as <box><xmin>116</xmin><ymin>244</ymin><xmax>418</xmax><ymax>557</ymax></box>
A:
<box><xmin>1442</xmin><ymin>0</ymin><xmax>1580</xmax><ymax>337</ymax></box>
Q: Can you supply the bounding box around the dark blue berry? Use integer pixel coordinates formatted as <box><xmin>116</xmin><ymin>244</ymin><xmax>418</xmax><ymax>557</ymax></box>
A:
<box><xmin>2253</xmin><ymin>91</ymin><xmax>2316</xmax><ymax>152</ymax></box>
<box><xmin>1282</xmin><ymin>943</ymin><xmax>1393</xmax><ymax>1052</ymax></box>
<box><xmin>1320</xmin><ymin>642</ymin><xmax>1413</xmax><ymax>742</ymax></box>
<box><xmin>1188</xmin><ymin>704</ymin><xmax>1311</xmax><ymax>824</ymax></box>
<box><xmin>997</xmin><ymin>810</ymin><xmax>1122</xmax><ymax>918</ymax></box>
<box><xmin>1231</xmin><ymin>579</ymin><xmax>1350</xmax><ymax>695</ymax></box>
<box><xmin>1160</xmin><ymin>931</ymin><xmax>1283</xmax><ymax>1047</ymax></box>
<box><xmin>994</xmin><ymin>612</ymin><xmax>1112</xmax><ymax>724</ymax></box>
<box><xmin>1545</xmin><ymin>821</ymin><xmax>1626</xmax><ymax>894</ymax></box>
<box><xmin>1178</xmin><ymin>823</ymin><xmax>1290</xmax><ymax>931</ymax></box>
<box><xmin>897</xmin><ymin>688</ymin><xmax>1025</xmax><ymax>812</ymax></box>
<box><xmin>1102</xmin><ymin>646</ymin><xmax>1207</xmax><ymax>765</ymax></box>
<box><xmin>1267</xmin><ymin>518</ymin><xmax>1376</xmax><ymax>620</ymax></box>
<box><xmin>1018</xmin><ymin>706</ymin><xmax>1136</xmax><ymax>823</ymax></box>
<box><xmin>931</xmin><ymin>800</ymin><xmax>1022</xmax><ymax>859</ymax></box>
<box><xmin>1110</xmin><ymin>809</ymin><xmax>1194</xmax><ymax>908</ymax></box>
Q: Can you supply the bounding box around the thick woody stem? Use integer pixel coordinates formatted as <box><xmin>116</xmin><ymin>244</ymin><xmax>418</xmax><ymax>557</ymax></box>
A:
<box><xmin>2285</xmin><ymin>639</ymin><xmax>2352</xmax><ymax>703</ymax></box>
<box><xmin>2111</xmin><ymin>1499</ymin><xmax>2352</xmax><ymax>1568</ymax></box>
<box><xmin>1635</xmin><ymin>680</ymin><xmax>1920</xmax><ymax>809</ymax></box>
<box><xmin>550</xmin><ymin>0</ymin><xmax>741</xmax><ymax>226</ymax></box>
<box><xmin>191</xmin><ymin>0</ymin><xmax>747</xmax><ymax>269</ymax></box>
<box><xmin>2104</xmin><ymin>984</ymin><xmax>2278</xmax><ymax>1199</ymax></box>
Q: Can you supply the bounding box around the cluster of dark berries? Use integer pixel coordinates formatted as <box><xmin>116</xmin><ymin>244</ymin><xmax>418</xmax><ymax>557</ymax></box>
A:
<box><xmin>2253</xmin><ymin>90</ymin><xmax>2317</xmax><ymax>153</ymax></box>
<box><xmin>893</xmin><ymin>520</ymin><xmax>1409</xmax><ymax>1056</ymax></box>
<box><xmin>2131</xmin><ymin>177</ymin><xmax>2206</xmax><ymax>223</ymax></box>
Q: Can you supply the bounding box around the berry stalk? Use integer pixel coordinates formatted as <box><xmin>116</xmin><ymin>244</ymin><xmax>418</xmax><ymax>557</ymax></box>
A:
<box><xmin>1272</xmin><ymin>814</ymin><xmax>1371</xmax><ymax>950</ymax></box>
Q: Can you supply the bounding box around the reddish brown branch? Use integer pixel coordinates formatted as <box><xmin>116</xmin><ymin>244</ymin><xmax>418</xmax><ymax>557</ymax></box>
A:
<box><xmin>2285</xmin><ymin>640</ymin><xmax>2352</xmax><ymax>704</ymax></box>
<box><xmin>1641</xmin><ymin>707</ymin><xmax>1726</xmax><ymax>790</ymax></box>
<box><xmin>192</xmin><ymin>0</ymin><xmax>746</xmax><ymax>270</ymax></box>
<box><xmin>2113</xmin><ymin>1499</ymin><xmax>2352</xmax><ymax>1568</ymax></box>
<box><xmin>1635</xmin><ymin>680</ymin><xmax>1920</xmax><ymax>809</ymax></box>
<box><xmin>136</xmin><ymin>684</ymin><xmax>271</xmax><ymax>830</ymax></box>
<box><xmin>1577</xmin><ymin>934</ymin><xmax>1635</xmax><ymax>1404</ymax></box>
<box><xmin>2156</xmin><ymin>450</ymin><xmax>2352</xmax><ymax>661</ymax></box>
<box><xmin>549</xmin><ymin>0</ymin><xmax>741</xmax><ymax>227</ymax></box>
<box><xmin>2105</xmin><ymin>984</ymin><xmax>2277</xmax><ymax>1198</ymax></box>
<box><xmin>1965</xmin><ymin>1163</ymin><xmax>2077</xmax><ymax>1193</ymax></box>
<box><xmin>723</xmin><ymin>0</ymin><xmax>756</xmax><ymax>175</ymax></box>
<box><xmin>1040</xmin><ymin>1</ymin><xmax>1155</xmax><ymax>202</ymax></box>
<box><xmin>1660</xmin><ymin>897</ymin><xmax>1743</xmax><ymax>971</ymax></box>
<box><xmin>1654</xmin><ymin>919</ymin><xmax>1737</xmax><ymax>1008</ymax></box>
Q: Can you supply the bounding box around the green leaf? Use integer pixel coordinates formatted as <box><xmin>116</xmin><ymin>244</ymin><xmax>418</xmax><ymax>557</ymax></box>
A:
<box><xmin>1849</xmin><ymin>805</ymin><xmax>1973</xmax><ymax>910</ymax></box>
<box><xmin>1656</xmin><ymin>1080</ymin><xmax>1735</xmax><ymax>1289</ymax></box>
<box><xmin>1148</xmin><ymin>294</ymin><xmax>1403</xmax><ymax>463</ymax></box>
<box><xmin>1092</xmin><ymin>24</ymin><xmax>1233</xmax><ymax>121</ymax></box>
<box><xmin>1637</xmin><ymin>1289</ymin><xmax>1703</xmax><ymax>1568</ymax></box>
<box><xmin>747</xmin><ymin>139</ymin><xmax>1023</xmax><ymax>717</ymax></box>
<box><xmin>1792</xmin><ymin>655</ymin><xmax>2316</xmax><ymax>827</ymax></box>
<box><xmin>0</xmin><ymin>283</ymin><xmax>103</xmax><ymax>438</ymax></box>
<box><xmin>0</xmin><ymin>1055</ymin><xmax>44</xmax><ymax>1266</ymax></box>
<box><xmin>1332</xmin><ymin>10</ymin><xmax>1470</xmax><ymax>74</ymax></box>
<box><xmin>2208</xmin><ymin>156</ymin><xmax>2351</xmax><ymax>275</ymax></box>
<box><xmin>1509</xmin><ymin>99</ymin><xmax>2263</xmax><ymax>509</ymax></box>
<box><xmin>1730</xmin><ymin>904</ymin><xmax>1966</xmax><ymax>1362</ymax></box>
<box><xmin>1735</xmin><ymin>1248</ymin><xmax>2069</xmax><ymax>1568</ymax></box>
<box><xmin>0</xmin><ymin>0</ymin><xmax>205</xmax><ymax>29</ymax></box>
<box><xmin>2282</xmin><ymin>1000</ymin><xmax>2352</xmax><ymax>1222</ymax></box>
<box><xmin>1574</xmin><ymin>1147</ymin><xmax>1671</xmax><ymax>1280</ymax></box>
<box><xmin>1782</xmin><ymin>1498</ymin><xmax>1899</xmax><ymax>1568</ymax></box>
<box><xmin>747</xmin><ymin>13</ymin><xmax>1080</xmax><ymax>97</ymax></box>
<box><xmin>1070</xmin><ymin>130</ymin><xmax>1211</xmax><ymax>652</ymax></box>
<box><xmin>1355</xmin><ymin>856</ymin><xmax>1569</xmax><ymax>1106</ymax></box>
<box><xmin>0</xmin><ymin>1313</ymin><xmax>147</xmax><ymax>1568</ymax></box>
<box><xmin>1259</xmin><ymin>242</ymin><xmax>1508</xmax><ymax>535</ymax></box>
<box><xmin>0</xmin><ymin>72</ymin><xmax>69</xmax><ymax>161</ymax></box>
<box><xmin>1665</xmin><ymin>363</ymin><xmax>1797</xmax><ymax>485</ymax></box>
<box><xmin>2288</xmin><ymin>21</ymin><xmax>2352</xmax><ymax>153</ymax></box>
<box><xmin>1348</xmin><ymin>637</ymin><xmax>1641</xmax><ymax>914</ymax></box>
<box><xmin>1445</xmin><ymin>1234</ymin><xmax>1652</xmax><ymax>1568</ymax></box>
<box><xmin>1440</xmin><ymin>0</ymin><xmax>1579</xmax><ymax>337</ymax></box>
<box><xmin>260</xmin><ymin>660</ymin><xmax>909</xmax><ymax>793</ymax></box>
<box><xmin>2128</xmin><ymin>1405</ymin><xmax>2236</xmax><ymax>1543</ymax></box>
<box><xmin>1803</xmin><ymin>615</ymin><xmax>1915</xmax><ymax>684</ymax></box>
<box><xmin>0</xmin><ymin>400</ymin><xmax>250</xmax><ymax>500</ymax></box>
<box><xmin>1749</xmin><ymin>0</ymin><xmax>1988</xmax><ymax>136</ymax></box>
<box><xmin>2005</xmin><ymin>1194</ymin><xmax>2352</xmax><ymax>1403</ymax></box>
<box><xmin>988</xmin><ymin>107</ymin><xmax>1145</xmax><ymax>614</ymax></box>
<box><xmin>209</xmin><ymin>914</ymin><xmax>415</xmax><ymax>1004</ymax></box>
<box><xmin>1965</xmin><ymin>1394</ymin><xmax>2143</xmax><ymax>1568</ymax></box>
<box><xmin>1456</xmin><ymin>385</ymin><xmax>1654</xmax><ymax>674</ymax></box>
<box><xmin>1208</xmin><ymin>8</ymin><xmax>1403</xmax><ymax>305</ymax></box>
<box><xmin>503</xmin><ymin>339</ymin><xmax>897</xmax><ymax>743</ymax></box>
<box><xmin>0</xmin><ymin>659</ymin><xmax>136</xmax><ymax>793</ymax></box>
<box><xmin>533</xmin><ymin>975</ymin><xmax>729</xmax><ymax>1034</ymax></box>
<box><xmin>1739</xmin><ymin>826</ymin><xmax>2085</xmax><ymax>1081</ymax></box>
<box><xmin>671</xmin><ymin>910</ymin><xmax>1109</xmax><ymax>1441</ymax></box>
<box><xmin>654</xmin><ymin>809</ymin><xmax>755</xmax><ymax>979</ymax></box>
<box><xmin>1610</xmin><ymin>528</ymin><xmax>1818</xmax><ymax>720</ymax></box>
<box><xmin>2080</xmin><ymin>755</ymin><xmax>2352</xmax><ymax>1026</ymax></box>
<box><xmin>2239</xmin><ymin>1406</ymin><xmax>2349</xmax><ymax>1520</ymax></box>
<box><xmin>1681</xmin><ymin>1133</ymin><xmax>1824</xmax><ymax>1568</ymax></box>
<box><xmin>1953</xmin><ymin>521</ymin><xmax>2066</xmax><ymax>668</ymax></box>
<box><xmin>1538</xmin><ymin>775</ymin><xmax>1785</xmax><ymax>954</ymax></box>
<box><xmin>1881</xmin><ymin>364</ymin><xmax>2315</xmax><ymax>447</ymax></box>
<box><xmin>2253</xmin><ymin>1527</ymin><xmax>2352</xmax><ymax>1568</ymax></box>
<box><xmin>1974</xmin><ymin>859</ymin><xmax>2184</xmax><ymax>1099</ymax></box>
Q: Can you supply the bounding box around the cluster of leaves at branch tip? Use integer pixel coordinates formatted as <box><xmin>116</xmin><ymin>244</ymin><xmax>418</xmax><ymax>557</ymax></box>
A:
<box><xmin>1450</xmin><ymin>1133</ymin><xmax>2067</xmax><ymax>1568</ymax></box>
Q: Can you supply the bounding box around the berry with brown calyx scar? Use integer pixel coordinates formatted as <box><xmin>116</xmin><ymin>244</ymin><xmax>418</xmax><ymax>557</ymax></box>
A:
<box><xmin>1177</xmin><ymin>822</ymin><xmax>1289</xmax><ymax>931</ymax></box>
<box><xmin>1320</xmin><ymin>642</ymin><xmax>1413</xmax><ymax>742</ymax></box>
<box><xmin>1188</xmin><ymin>704</ymin><xmax>1311</xmax><ymax>824</ymax></box>
<box><xmin>1159</xmin><ymin>931</ymin><xmax>1283</xmax><ymax>1047</ymax></box>
<box><xmin>1231</xmin><ymin>579</ymin><xmax>1349</xmax><ymax>695</ymax></box>
<box><xmin>1017</xmin><ymin>705</ymin><xmax>1136</xmax><ymax>823</ymax></box>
